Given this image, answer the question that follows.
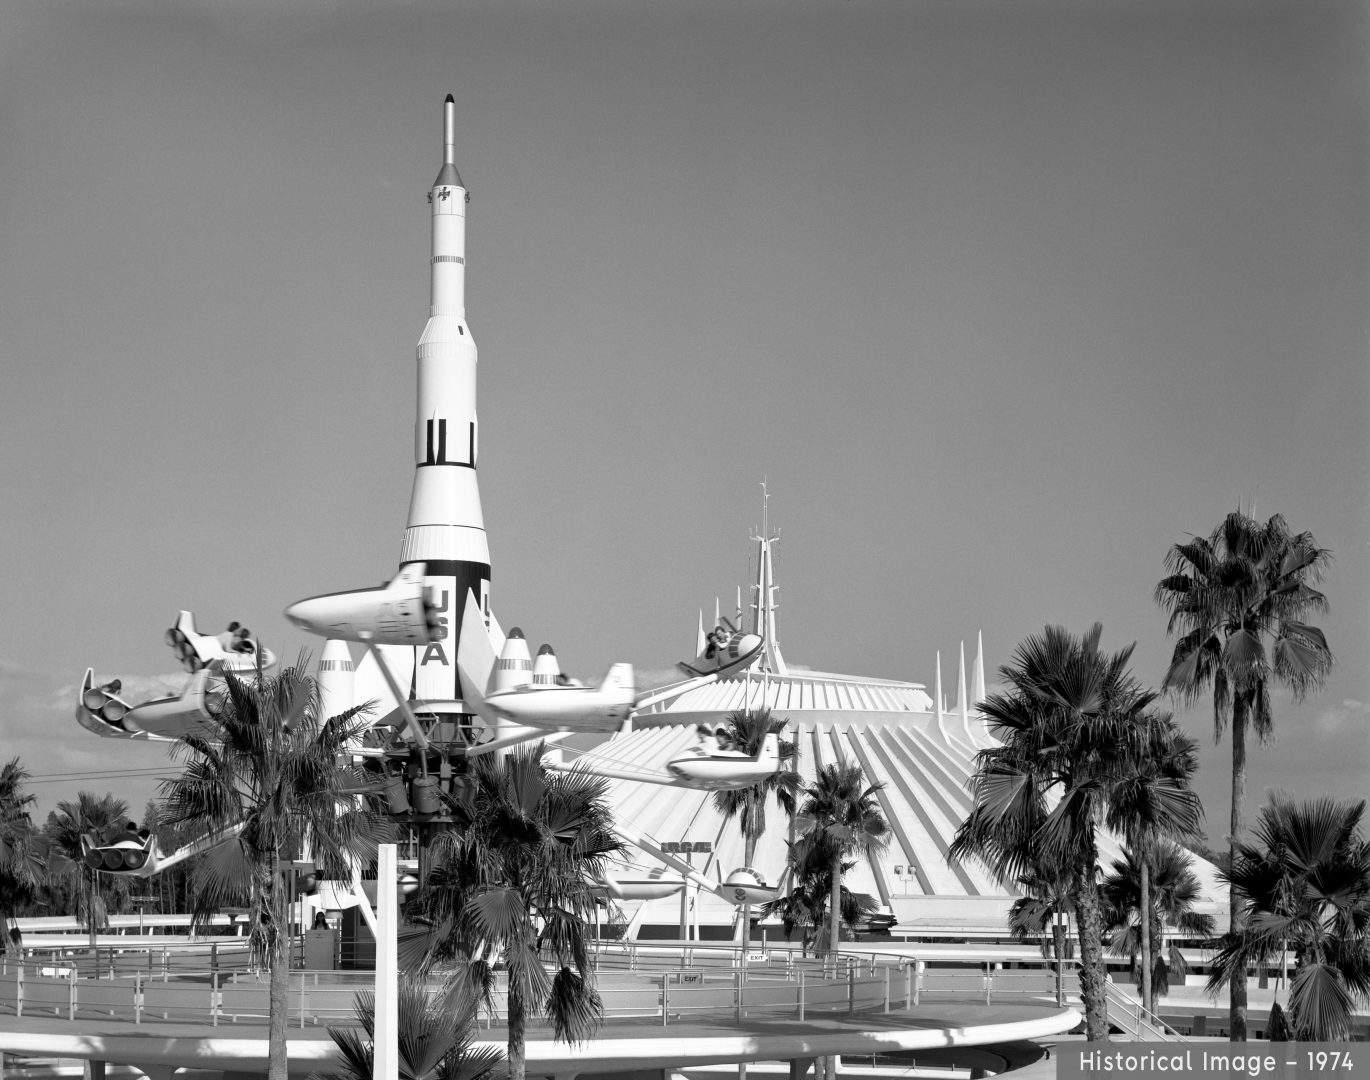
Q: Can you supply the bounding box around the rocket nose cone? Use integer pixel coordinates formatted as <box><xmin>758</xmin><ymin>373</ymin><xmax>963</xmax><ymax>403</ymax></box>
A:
<box><xmin>507</xmin><ymin>627</ymin><xmax>525</xmax><ymax>639</ymax></box>
<box><xmin>499</xmin><ymin>634</ymin><xmax>532</xmax><ymax>662</ymax></box>
<box><xmin>537</xmin><ymin>644</ymin><xmax>556</xmax><ymax>656</ymax></box>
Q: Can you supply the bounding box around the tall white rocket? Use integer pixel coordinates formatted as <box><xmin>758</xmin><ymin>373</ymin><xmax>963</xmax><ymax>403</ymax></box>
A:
<box><xmin>400</xmin><ymin>94</ymin><xmax>491</xmax><ymax>701</ymax></box>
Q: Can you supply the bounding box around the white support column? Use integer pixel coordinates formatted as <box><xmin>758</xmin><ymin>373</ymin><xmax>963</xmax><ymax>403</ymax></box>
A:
<box><xmin>375</xmin><ymin>843</ymin><xmax>399</xmax><ymax>1080</ymax></box>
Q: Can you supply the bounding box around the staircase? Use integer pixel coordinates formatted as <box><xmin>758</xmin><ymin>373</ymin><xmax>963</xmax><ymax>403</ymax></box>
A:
<box><xmin>1104</xmin><ymin>981</ymin><xmax>1188</xmax><ymax>1041</ymax></box>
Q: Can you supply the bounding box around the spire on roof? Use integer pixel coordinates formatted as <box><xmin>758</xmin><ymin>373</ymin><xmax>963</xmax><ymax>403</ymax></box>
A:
<box><xmin>935</xmin><ymin>651</ymin><xmax>944</xmax><ymax>722</ymax></box>
<box><xmin>972</xmin><ymin>629</ymin><xmax>987</xmax><ymax>709</ymax></box>
<box><xmin>959</xmin><ymin>641</ymin><xmax>969</xmax><ymax>718</ymax></box>
<box><xmin>934</xmin><ymin>649</ymin><xmax>952</xmax><ymax>741</ymax></box>
<box><xmin>958</xmin><ymin>639</ymin><xmax>974</xmax><ymax>744</ymax></box>
<box><xmin>749</xmin><ymin>479</ymin><xmax>787</xmax><ymax>676</ymax></box>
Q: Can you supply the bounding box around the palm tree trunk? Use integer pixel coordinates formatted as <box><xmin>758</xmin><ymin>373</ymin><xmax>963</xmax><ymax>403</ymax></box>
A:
<box><xmin>826</xmin><ymin>848</ymin><xmax>843</xmax><ymax>1080</ymax></box>
<box><xmin>1073</xmin><ymin>847</ymin><xmax>1109</xmax><ymax>1042</ymax></box>
<box><xmin>1052</xmin><ymin>914</ymin><xmax>1065</xmax><ymax>1007</ymax></box>
<box><xmin>741</xmin><ymin>830</ymin><xmax>757</xmax><ymax>953</ymax></box>
<box><xmin>1140</xmin><ymin>859</ymin><xmax>1153</xmax><ymax>1021</ymax></box>
<box><xmin>508</xmin><ymin>978</ymin><xmax>527</xmax><ymax>1080</ymax></box>
<box><xmin>828</xmin><ymin>850</ymin><xmax>842</xmax><ymax>959</ymax></box>
<box><xmin>86</xmin><ymin>871</ymin><xmax>98</xmax><ymax>955</ymax></box>
<box><xmin>266</xmin><ymin>866</ymin><xmax>289</xmax><ymax>1080</ymax></box>
<box><xmin>1229</xmin><ymin>694</ymin><xmax>1249</xmax><ymax>1042</ymax></box>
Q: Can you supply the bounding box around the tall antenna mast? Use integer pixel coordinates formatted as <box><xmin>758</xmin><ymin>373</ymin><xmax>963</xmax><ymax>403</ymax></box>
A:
<box><xmin>761</xmin><ymin>477</ymin><xmax>769</xmax><ymax>541</ymax></box>
<box><xmin>749</xmin><ymin>478</ymin><xmax>786</xmax><ymax>675</ymax></box>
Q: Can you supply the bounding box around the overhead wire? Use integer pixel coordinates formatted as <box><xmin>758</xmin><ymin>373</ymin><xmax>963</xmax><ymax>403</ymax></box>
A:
<box><xmin>26</xmin><ymin>766</ymin><xmax>178</xmax><ymax>785</ymax></box>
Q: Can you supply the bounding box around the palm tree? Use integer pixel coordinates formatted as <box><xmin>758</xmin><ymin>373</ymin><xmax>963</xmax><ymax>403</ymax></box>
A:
<box><xmin>0</xmin><ymin>758</ymin><xmax>45</xmax><ymax>955</ymax></box>
<box><xmin>1156</xmin><ymin>510</ymin><xmax>1334</xmax><ymax>1040</ymax></box>
<box><xmin>415</xmin><ymin>745</ymin><xmax>621</xmax><ymax>1080</ymax></box>
<box><xmin>950</xmin><ymin>623</ymin><xmax>1198</xmax><ymax>1042</ymax></box>
<box><xmin>1007</xmin><ymin>863</ymin><xmax>1076</xmax><ymax>1007</ymax></box>
<box><xmin>794</xmin><ymin>763</ymin><xmax>888</xmax><ymax>958</ymax></box>
<box><xmin>315</xmin><ymin>975</ymin><xmax>504</xmax><ymax>1080</ymax></box>
<box><xmin>1109</xmin><ymin>710</ymin><xmax>1206</xmax><ymax>1018</ymax></box>
<box><xmin>761</xmin><ymin>835</ymin><xmax>879</xmax><ymax>956</ymax></box>
<box><xmin>1211</xmin><ymin>796</ymin><xmax>1370</xmax><ymax>1041</ymax></box>
<box><xmin>159</xmin><ymin>660</ymin><xmax>388</xmax><ymax>1080</ymax></box>
<box><xmin>710</xmin><ymin>708</ymin><xmax>801</xmax><ymax>949</ymax></box>
<box><xmin>45</xmin><ymin>792</ymin><xmax>131</xmax><ymax>953</ymax></box>
<box><xmin>1101</xmin><ymin>840</ymin><xmax>1216</xmax><ymax>1003</ymax></box>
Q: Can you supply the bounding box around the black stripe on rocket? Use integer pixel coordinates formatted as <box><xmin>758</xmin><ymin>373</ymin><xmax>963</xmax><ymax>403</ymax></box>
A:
<box><xmin>422</xmin><ymin>419</ymin><xmax>476</xmax><ymax>468</ymax></box>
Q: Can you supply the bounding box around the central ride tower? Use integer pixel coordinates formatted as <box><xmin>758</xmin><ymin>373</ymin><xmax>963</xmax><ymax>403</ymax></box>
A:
<box><xmin>400</xmin><ymin>94</ymin><xmax>492</xmax><ymax>702</ymax></box>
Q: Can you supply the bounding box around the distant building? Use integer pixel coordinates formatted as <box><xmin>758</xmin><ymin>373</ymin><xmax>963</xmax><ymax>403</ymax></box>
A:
<box><xmin>581</xmin><ymin>531</ymin><xmax>1227</xmax><ymax>941</ymax></box>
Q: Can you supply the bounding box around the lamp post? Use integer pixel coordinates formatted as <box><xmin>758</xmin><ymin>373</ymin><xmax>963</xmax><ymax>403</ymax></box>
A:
<box><xmin>663</xmin><ymin>840</ymin><xmax>712</xmax><ymax>943</ymax></box>
<box><xmin>129</xmin><ymin>895</ymin><xmax>157</xmax><ymax>936</ymax></box>
<box><xmin>375</xmin><ymin>843</ymin><xmax>398</xmax><ymax>1080</ymax></box>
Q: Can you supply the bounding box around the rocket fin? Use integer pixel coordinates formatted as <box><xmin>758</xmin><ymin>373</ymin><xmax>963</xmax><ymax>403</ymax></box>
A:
<box><xmin>456</xmin><ymin>589</ymin><xmax>498</xmax><ymax>717</ymax></box>
<box><xmin>485</xmin><ymin>608</ymin><xmax>507</xmax><ymax>657</ymax></box>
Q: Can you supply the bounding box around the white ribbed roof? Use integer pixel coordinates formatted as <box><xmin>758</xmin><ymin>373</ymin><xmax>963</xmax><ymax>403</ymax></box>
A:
<box><xmin>583</xmin><ymin>713</ymin><xmax>1229</xmax><ymax>936</ymax></box>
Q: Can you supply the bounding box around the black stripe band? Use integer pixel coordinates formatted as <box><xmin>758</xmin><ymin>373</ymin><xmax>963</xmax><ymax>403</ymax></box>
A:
<box><xmin>403</xmin><ymin>560</ymin><xmax>491</xmax><ymax>581</ymax></box>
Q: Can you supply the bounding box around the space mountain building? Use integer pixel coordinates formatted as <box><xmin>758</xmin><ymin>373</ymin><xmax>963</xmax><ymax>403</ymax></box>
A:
<box><xmin>579</xmin><ymin>533</ymin><xmax>1228</xmax><ymax>941</ymax></box>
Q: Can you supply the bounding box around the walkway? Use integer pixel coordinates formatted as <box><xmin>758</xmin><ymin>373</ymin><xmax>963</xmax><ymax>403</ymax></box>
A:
<box><xmin>0</xmin><ymin>1001</ymin><xmax>1080</xmax><ymax>1078</ymax></box>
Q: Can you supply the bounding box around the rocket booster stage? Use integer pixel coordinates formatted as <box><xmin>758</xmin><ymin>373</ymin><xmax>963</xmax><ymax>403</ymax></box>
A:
<box><xmin>400</xmin><ymin>95</ymin><xmax>491</xmax><ymax>700</ymax></box>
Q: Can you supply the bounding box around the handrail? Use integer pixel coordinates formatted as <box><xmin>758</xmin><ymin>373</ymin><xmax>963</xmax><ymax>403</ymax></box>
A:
<box><xmin>0</xmin><ymin>956</ymin><xmax>900</xmax><ymax>1030</ymax></box>
<box><xmin>1103</xmin><ymin>979</ymin><xmax>1188</xmax><ymax>1042</ymax></box>
<box><xmin>0</xmin><ymin>941</ymin><xmax>1079</xmax><ymax>1033</ymax></box>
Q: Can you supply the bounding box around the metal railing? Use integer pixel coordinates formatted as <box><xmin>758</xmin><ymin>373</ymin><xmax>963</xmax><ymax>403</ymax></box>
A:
<box><xmin>0</xmin><ymin>942</ymin><xmax>1076</xmax><ymax>1033</ymax></box>
<box><xmin>0</xmin><ymin>959</ymin><xmax>898</xmax><ymax>1030</ymax></box>
<box><xmin>17</xmin><ymin>940</ymin><xmax>255</xmax><ymax>981</ymax></box>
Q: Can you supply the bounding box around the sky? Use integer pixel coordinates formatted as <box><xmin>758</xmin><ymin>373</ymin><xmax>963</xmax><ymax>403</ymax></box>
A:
<box><xmin>0</xmin><ymin>0</ymin><xmax>1365</xmax><ymax>842</ymax></box>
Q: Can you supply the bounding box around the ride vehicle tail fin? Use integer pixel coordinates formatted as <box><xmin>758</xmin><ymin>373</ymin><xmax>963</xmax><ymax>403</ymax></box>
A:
<box><xmin>393</xmin><ymin>563</ymin><xmax>425</xmax><ymax>592</ymax></box>
<box><xmin>598</xmin><ymin>662</ymin><xmax>635</xmax><ymax>697</ymax></box>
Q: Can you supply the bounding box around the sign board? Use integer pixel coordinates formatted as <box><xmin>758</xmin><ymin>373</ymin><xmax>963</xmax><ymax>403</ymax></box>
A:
<box><xmin>665</xmin><ymin>969</ymin><xmax>704</xmax><ymax>985</ymax></box>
